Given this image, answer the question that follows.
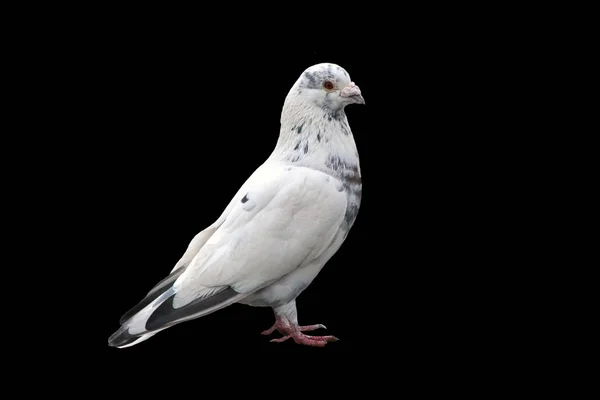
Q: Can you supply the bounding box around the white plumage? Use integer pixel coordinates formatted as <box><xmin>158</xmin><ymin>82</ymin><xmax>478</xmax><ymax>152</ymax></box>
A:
<box><xmin>109</xmin><ymin>62</ymin><xmax>365</xmax><ymax>348</ymax></box>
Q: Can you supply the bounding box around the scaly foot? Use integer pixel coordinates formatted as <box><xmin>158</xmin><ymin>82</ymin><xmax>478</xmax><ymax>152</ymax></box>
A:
<box><xmin>261</xmin><ymin>319</ymin><xmax>326</xmax><ymax>336</ymax></box>
<box><xmin>270</xmin><ymin>332</ymin><xmax>338</xmax><ymax>347</ymax></box>
<box><xmin>261</xmin><ymin>317</ymin><xmax>338</xmax><ymax>347</ymax></box>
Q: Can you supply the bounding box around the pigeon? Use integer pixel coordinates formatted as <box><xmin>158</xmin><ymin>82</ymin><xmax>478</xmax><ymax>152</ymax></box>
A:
<box><xmin>108</xmin><ymin>62</ymin><xmax>365</xmax><ymax>348</ymax></box>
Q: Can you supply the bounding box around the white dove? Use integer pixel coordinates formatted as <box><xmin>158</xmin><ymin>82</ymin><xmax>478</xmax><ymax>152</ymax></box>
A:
<box><xmin>108</xmin><ymin>62</ymin><xmax>365</xmax><ymax>348</ymax></box>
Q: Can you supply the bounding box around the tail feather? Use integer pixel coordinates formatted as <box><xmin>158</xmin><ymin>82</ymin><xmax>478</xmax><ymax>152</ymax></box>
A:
<box><xmin>118</xmin><ymin>265</ymin><xmax>187</xmax><ymax>325</ymax></box>
<box><xmin>108</xmin><ymin>281</ymin><xmax>247</xmax><ymax>348</ymax></box>
<box><xmin>146</xmin><ymin>287</ymin><xmax>244</xmax><ymax>331</ymax></box>
<box><xmin>108</xmin><ymin>325</ymin><xmax>159</xmax><ymax>348</ymax></box>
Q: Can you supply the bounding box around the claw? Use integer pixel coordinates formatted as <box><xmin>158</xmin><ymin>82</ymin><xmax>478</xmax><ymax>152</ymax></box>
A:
<box><xmin>270</xmin><ymin>333</ymin><xmax>339</xmax><ymax>347</ymax></box>
<box><xmin>299</xmin><ymin>324</ymin><xmax>327</xmax><ymax>332</ymax></box>
<box><xmin>261</xmin><ymin>326</ymin><xmax>277</xmax><ymax>336</ymax></box>
<box><xmin>261</xmin><ymin>304</ymin><xmax>338</xmax><ymax>347</ymax></box>
<box><xmin>261</xmin><ymin>321</ymin><xmax>327</xmax><ymax>336</ymax></box>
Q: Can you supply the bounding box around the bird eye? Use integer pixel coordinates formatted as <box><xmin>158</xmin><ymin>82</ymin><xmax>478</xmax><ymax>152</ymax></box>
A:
<box><xmin>323</xmin><ymin>81</ymin><xmax>334</xmax><ymax>90</ymax></box>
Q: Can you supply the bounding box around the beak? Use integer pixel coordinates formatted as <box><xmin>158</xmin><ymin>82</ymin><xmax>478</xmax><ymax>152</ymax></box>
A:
<box><xmin>340</xmin><ymin>82</ymin><xmax>365</xmax><ymax>105</ymax></box>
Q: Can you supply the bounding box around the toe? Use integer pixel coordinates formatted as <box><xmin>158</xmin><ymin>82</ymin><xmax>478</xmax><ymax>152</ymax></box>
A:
<box><xmin>270</xmin><ymin>335</ymin><xmax>291</xmax><ymax>343</ymax></box>
<box><xmin>298</xmin><ymin>323</ymin><xmax>327</xmax><ymax>332</ymax></box>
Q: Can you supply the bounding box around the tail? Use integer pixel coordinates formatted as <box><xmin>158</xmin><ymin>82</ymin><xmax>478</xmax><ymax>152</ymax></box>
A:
<box><xmin>108</xmin><ymin>270</ymin><xmax>247</xmax><ymax>348</ymax></box>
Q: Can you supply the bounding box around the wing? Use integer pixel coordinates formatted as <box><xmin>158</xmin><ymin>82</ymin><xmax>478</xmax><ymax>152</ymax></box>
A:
<box><xmin>117</xmin><ymin>223</ymin><xmax>223</xmax><ymax>324</ymax></box>
<box><xmin>117</xmin><ymin>164</ymin><xmax>263</xmax><ymax>325</ymax></box>
<box><xmin>110</xmin><ymin>162</ymin><xmax>347</xmax><ymax>346</ymax></box>
<box><xmin>171</xmin><ymin>161</ymin><xmax>348</xmax><ymax>306</ymax></box>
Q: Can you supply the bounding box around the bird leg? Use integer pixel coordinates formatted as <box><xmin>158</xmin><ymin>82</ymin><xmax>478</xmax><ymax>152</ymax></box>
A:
<box><xmin>261</xmin><ymin>317</ymin><xmax>326</xmax><ymax>336</ymax></box>
<box><xmin>261</xmin><ymin>301</ymin><xmax>338</xmax><ymax>347</ymax></box>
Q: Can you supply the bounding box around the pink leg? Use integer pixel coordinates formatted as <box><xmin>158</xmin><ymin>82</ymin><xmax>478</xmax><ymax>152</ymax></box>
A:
<box><xmin>261</xmin><ymin>317</ymin><xmax>326</xmax><ymax>336</ymax></box>
<box><xmin>261</xmin><ymin>301</ymin><xmax>339</xmax><ymax>347</ymax></box>
<box><xmin>270</xmin><ymin>332</ymin><xmax>338</xmax><ymax>347</ymax></box>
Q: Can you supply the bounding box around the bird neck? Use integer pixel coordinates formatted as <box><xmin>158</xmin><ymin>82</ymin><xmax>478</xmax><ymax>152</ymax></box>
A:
<box><xmin>268</xmin><ymin>99</ymin><xmax>361</xmax><ymax>180</ymax></box>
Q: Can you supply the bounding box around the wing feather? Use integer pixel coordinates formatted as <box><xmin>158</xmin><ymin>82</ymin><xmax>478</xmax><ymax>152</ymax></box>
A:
<box><xmin>171</xmin><ymin>162</ymin><xmax>347</xmax><ymax>307</ymax></box>
<box><xmin>110</xmin><ymin>162</ymin><xmax>348</xmax><ymax>346</ymax></box>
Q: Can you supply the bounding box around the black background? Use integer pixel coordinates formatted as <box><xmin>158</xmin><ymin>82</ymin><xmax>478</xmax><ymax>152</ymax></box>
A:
<box><xmin>0</xmin><ymin>1</ymin><xmax>569</xmax><ymax>393</ymax></box>
<box><xmin>95</xmin><ymin>11</ymin><xmax>523</xmax><ymax>374</ymax></box>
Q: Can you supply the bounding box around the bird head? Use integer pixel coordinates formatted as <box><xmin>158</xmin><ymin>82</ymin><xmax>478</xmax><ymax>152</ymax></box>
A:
<box><xmin>293</xmin><ymin>63</ymin><xmax>365</xmax><ymax>110</ymax></box>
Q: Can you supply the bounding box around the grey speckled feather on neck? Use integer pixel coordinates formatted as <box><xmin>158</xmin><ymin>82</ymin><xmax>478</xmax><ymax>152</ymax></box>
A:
<box><xmin>268</xmin><ymin>64</ymin><xmax>362</xmax><ymax>231</ymax></box>
<box><xmin>270</xmin><ymin>101</ymin><xmax>359</xmax><ymax>173</ymax></box>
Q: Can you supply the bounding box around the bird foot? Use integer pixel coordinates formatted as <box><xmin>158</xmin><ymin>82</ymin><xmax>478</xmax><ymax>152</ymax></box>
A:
<box><xmin>261</xmin><ymin>318</ymin><xmax>337</xmax><ymax>347</ymax></box>
<box><xmin>261</xmin><ymin>321</ymin><xmax>326</xmax><ymax>336</ymax></box>
<box><xmin>270</xmin><ymin>332</ymin><xmax>339</xmax><ymax>347</ymax></box>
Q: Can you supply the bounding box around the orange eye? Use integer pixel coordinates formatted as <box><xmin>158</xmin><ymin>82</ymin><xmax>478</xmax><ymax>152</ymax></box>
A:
<box><xmin>323</xmin><ymin>81</ymin><xmax>334</xmax><ymax>90</ymax></box>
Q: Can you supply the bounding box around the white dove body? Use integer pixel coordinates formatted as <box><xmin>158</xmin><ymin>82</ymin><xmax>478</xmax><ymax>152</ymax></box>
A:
<box><xmin>109</xmin><ymin>63</ymin><xmax>364</xmax><ymax>348</ymax></box>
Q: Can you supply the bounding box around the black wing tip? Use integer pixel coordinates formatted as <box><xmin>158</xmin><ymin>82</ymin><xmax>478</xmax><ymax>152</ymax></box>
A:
<box><xmin>146</xmin><ymin>287</ymin><xmax>239</xmax><ymax>331</ymax></box>
<box><xmin>118</xmin><ymin>267</ymin><xmax>187</xmax><ymax>325</ymax></box>
<box><xmin>108</xmin><ymin>326</ymin><xmax>139</xmax><ymax>348</ymax></box>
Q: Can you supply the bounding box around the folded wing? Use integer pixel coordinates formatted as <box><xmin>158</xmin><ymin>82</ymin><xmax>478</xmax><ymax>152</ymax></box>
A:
<box><xmin>109</xmin><ymin>162</ymin><xmax>347</xmax><ymax>347</ymax></box>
